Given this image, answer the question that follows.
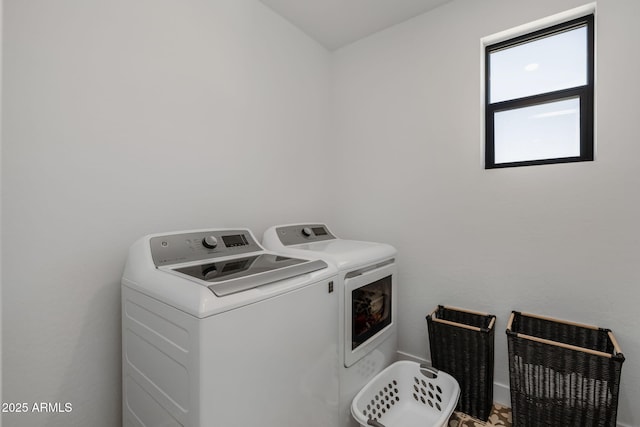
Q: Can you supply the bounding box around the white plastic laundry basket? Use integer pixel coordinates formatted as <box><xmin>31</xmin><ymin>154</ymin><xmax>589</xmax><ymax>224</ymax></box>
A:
<box><xmin>351</xmin><ymin>360</ymin><xmax>460</xmax><ymax>427</ymax></box>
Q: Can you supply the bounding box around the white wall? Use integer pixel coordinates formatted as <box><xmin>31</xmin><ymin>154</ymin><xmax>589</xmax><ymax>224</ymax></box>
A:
<box><xmin>331</xmin><ymin>0</ymin><xmax>640</xmax><ymax>425</ymax></box>
<box><xmin>0</xmin><ymin>1</ymin><xmax>3</xmax><ymax>425</ymax></box>
<box><xmin>1</xmin><ymin>0</ymin><xmax>332</xmax><ymax>425</ymax></box>
<box><xmin>4</xmin><ymin>0</ymin><xmax>640</xmax><ymax>426</ymax></box>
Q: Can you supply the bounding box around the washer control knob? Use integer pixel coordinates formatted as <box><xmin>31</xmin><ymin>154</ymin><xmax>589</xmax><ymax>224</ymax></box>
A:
<box><xmin>202</xmin><ymin>235</ymin><xmax>218</xmax><ymax>249</ymax></box>
<box><xmin>301</xmin><ymin>227</ymin><xmax>313</xmax><ymax>237</ymax></box>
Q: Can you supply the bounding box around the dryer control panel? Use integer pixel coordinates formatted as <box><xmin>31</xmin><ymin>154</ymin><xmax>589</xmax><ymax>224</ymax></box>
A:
<box><xmin>275</xmin><ymin>224</ymin><xmax>336</xmax><ymax>246</ymax></box>
<box><xmin>150</xmin><ymin>229</ymin><xmax>262</xmax><ymax>267</ymax></box>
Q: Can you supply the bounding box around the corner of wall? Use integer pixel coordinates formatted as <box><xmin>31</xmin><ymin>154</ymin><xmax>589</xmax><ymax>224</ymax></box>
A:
<box><xmin>1</xmin><ymin>0</ymin><xmax>4</xmax><ymax>424</ymax></box>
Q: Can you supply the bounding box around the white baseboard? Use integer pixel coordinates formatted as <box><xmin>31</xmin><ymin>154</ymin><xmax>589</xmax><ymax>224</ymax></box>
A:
<box><xmin>396</xmin><ymin>351</ymin><xmax>632</xmax><ymax>427</ymax></box>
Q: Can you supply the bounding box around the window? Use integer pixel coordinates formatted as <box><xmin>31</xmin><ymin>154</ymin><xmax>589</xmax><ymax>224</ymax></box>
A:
<box><xmin>485</xmin><ymin>15</ymin><xmax>594</xmax><ymax>169</ymax></box>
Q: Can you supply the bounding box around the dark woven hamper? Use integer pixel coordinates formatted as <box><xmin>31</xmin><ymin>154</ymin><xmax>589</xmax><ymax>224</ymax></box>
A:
<box><xmin>506</xmin><ymin>311</ymin><xmax>625</xmax><ymax>427</ymax></box>
<box><xmin>426</xmin><ymin>305</ymin><xmax>496</xmax><ymax>421</ymax></box>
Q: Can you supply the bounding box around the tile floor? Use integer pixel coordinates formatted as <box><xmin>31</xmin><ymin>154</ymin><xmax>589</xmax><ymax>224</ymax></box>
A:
<box><xmin>448</xmin><ymin>404</ymin><xmax>512</xmax><ymax>427</ymax></box>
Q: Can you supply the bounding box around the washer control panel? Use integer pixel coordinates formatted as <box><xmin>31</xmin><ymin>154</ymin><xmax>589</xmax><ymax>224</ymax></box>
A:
<box><xmin>275</xmin><ymin>224</ymin><xmax>336</xmax><ymax>246</ymax></box>
<box><xmin>150</xmin><ymin>229</ymin><xmax>261</xmax><ymax>267</ymax></box>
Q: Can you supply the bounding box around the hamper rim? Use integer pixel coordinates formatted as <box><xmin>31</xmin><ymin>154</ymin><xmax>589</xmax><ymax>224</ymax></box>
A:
<box><xmin>438</xmin><ymin>304</ymin><xmax>491</xmax><ymax>317</ymax></box>
<box><xmin>506</xmin><ymin>310</ymin><xmax>624</xmax><ymax>360</ymax></box>
<box><xmin>427</xmin><ymin>305</ymin><xmax>496</xmax><ymax>333</ymax></box>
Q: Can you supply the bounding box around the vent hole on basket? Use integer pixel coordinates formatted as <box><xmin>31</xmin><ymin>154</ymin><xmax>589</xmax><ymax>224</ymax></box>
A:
<box><xmin>394</xmin><ymin>388</ymin><xmax>399</xmax><ymax>394</ymax></box>
<box><xmin>436</xmin><ymin>385</ymin><xmax>442</xmax><ymax>393</ymax></box>
<box><xmin>436</xmin><ymin>394</ymin><xmax>442</xmax><ymax>402</ymax></box>
<box><xmin>429</xmin><ymin>383</ymin><xmax>435</xmax><ymax>391</ymax></box>
<box><xmin>395</xmin><ymin>396</ymin><xmax>400</xmax><ymax>402</ymax></box>
<box><xmin>420</xmin><ymin>396</ymin><xmax>426</xmax><ymax>405</ymax></box>
<box><xmin>436</xmin><ymin>402</ymin><xmax>441</xmax><ymax>411</ymax></box>
<box><xmin>428</xmin><ymin>399</ymin><xmax>433</xmax><ymax>408</ymax></box>
<box><xmin>421</xmin><ymin>379</ymin><xmax>427</xmax><ymax>387</ymax></box>
<box><xmin>413</xmin><ymin>385</ymin><xmax>419</xmax><ymax>393</ymax></box>
<box><xmin>414</xmin><ymin>376</ymin><xmax>419</xmax><ymax>384</ymax></box>
<box><xmin>367</xmin><ymin>404</ymin><xmax>371</xmax><ymax>410</ymax></box>
<box><xmin>379</xmin><ymin>391</ymin><xmax>384</xmax><ymax>397</ymax></box>
<box><xmin>375</xmin><ymin>395</ymin><xmax>379</xmax><ymax>401</ymax></box>
<box><xmin>382</xmin><ymin>408</ymin><xmax>386</xmax><ymax>414</ymax></box>
<box><xmin>413</xmin><ymin>393</ymin><xmax>418</xmax><ymax>402</ymax></box>
<box><xmin>421</xmin><ymin>388</ymin><xmax>426</xmax><ymax>396</ymax></box>
<box><xmin>393</xmin><ymin>380</ymin><xmax>398</xmax><ymax>386</ymax></box>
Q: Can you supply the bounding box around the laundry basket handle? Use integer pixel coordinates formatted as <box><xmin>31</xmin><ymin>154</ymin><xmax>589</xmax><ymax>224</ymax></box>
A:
<box><xmin>419</xmin><ymin>364</ymin><xmax>439</xmax><ymax>379</ymax></box>
<box><xmin>367</xmin><ymin>419</ymin><xmax>386</xmax><ymax>427</ymax></box>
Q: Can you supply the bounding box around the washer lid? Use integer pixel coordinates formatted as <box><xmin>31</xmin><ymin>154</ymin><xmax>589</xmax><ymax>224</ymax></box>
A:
<box><xmin>170</xmin><ymin>254</ymin><xmax>327</xmax><ymax>296</ymax></box>
<box><xmin>263</xmin><ymin>223</ymin><xmax>397</xmax><ymax>271</ymax></box>
<box><xmin>290</xmin><ymin>240</ymin><xmax>395</xmax><ymax>270</ymax></box>
<box><xmin>123</xmin><ymin>228</ymin><xmax>338</xmax><ymax>318</ymax></box>
<box><xmin>149</xmin><ymin>228</ymin><xmax>328</xmax><ymax>296</ymax></box>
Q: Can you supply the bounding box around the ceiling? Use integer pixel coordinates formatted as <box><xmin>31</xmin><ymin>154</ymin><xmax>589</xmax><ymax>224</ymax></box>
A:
<box><xmin>260</xmin><ymin>0</ymin><xmax>453</xmax><ymax>51</ymax></box>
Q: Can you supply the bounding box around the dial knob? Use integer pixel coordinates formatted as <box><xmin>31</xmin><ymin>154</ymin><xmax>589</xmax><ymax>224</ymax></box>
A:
<box><xmin>202</xmin><ymin>235</ymin><xmax>218</xmax><ymax>249</ymax></box>
<box><xmin>301</xmin><ymin>227</ymin><xmax>313</xmax><ymax>237</ymax></box>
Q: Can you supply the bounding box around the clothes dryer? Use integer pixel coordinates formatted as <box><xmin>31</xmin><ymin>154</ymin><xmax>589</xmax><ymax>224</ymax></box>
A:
<box><xmin>262</xmin><ymin>223</ymin><xmax>398</xmax><ymax>427</ymax></box>
<box><xmin>122</xmin><ymin>228</ymin><xmax>339</xmax><ymax>427</ymax></box>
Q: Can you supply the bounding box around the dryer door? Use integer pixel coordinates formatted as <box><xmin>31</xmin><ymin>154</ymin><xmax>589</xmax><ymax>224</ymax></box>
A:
<box><xmin>344</xmin><ymin>260</ymin><xmax>397</xmax><ymax>367</ymax></box>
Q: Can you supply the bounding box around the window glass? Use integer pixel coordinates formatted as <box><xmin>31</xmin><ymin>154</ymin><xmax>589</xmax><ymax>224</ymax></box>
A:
<box><xmin>489</xmin><ymin>26</ymin><xmax>587</xmax><ymax>103</ymax></box>
<box><xmin>484</xmin><ymin>14</ymin><xmax>594</xmax><ymax>169</ymax></box>
<box><xmin>494</xmin><ymin>98</ymin><xmax>580</xmax><ymax>163</ymax></box>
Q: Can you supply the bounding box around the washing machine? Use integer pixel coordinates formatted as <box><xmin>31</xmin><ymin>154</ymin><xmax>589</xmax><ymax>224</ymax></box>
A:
<box><xmin>121</xmin><ymin>228</ymin><xmax>340</xmax><ymax>427</ymax></box>
<box><xmin>262</xmin><ymin>223</ymin><xmax>398</xmax><ymax>427</ymax></box>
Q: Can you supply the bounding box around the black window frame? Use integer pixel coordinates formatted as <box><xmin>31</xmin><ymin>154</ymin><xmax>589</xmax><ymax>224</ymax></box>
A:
<box><xmin>485</xmin><ymin>14</ymin><xmax>595</xmax><ymax>169</ymax></box>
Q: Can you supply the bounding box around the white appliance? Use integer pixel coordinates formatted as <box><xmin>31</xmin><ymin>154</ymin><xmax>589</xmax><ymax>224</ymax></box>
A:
<box><xmin>122</xmin><ymin>228</ymin><xmax>340</xmax><ymax>427</ymax></box>
<box><xmin>262</xmin><ymin>223</ymin><xmax>398</xmax><ymax>427</ymax></box>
